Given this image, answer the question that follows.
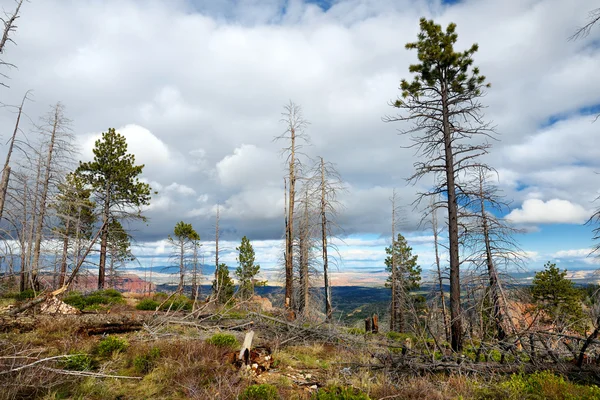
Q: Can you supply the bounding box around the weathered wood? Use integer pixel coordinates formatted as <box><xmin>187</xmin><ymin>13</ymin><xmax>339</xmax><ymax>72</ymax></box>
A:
<box><xmin>239</xmin><ymin>330</ymin><xmax>255</xmax><ymax>363</ymax></box>
<box><xmin>365</xmin><ymin>317</ymin><xmax>372</xmax><ymax>333</ymax></box>
<box><xmin>372</xmin><ymin>314</ymin><xmax>379</xmax><ymax>334</ymax></box>
<box><xmin>578</xmin><ymin>317</ymin><xmax>600</xmax><ymax>367</ymax></box>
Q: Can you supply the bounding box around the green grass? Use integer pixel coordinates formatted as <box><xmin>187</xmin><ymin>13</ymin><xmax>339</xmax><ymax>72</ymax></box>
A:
<box><xmin>136</xmin><ymin>298</ymin><xmax>159</xmax><ymax>310</ymax></box>
<box><xmin>239</xmin><ymin>384</ymin><xmax>280</xmax><ymax>400</ymax></box>
<box><xmin>206</xmin><ymin>333</ymin><xmax>238</xmax><ymax>347</ymax></box>
<box><xmin>62</xmin><ymin>289</ymin><xmax>124</xmax><ymax>311</ymax></box>
<box><xmin>96</xmin><ymin>336</ymin><xmax>128</xmax><ymax>357</ymax></box>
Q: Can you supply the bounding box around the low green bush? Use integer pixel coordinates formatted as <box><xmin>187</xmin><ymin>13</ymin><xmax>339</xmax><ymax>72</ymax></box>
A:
<box><xmin>476</xmin><ymin>371</ymin><xmax>600</xmax><ymax>400</ymax></box>
<box><xmin>15</xmin><ymin>289</ymin><xmax>36</xmax><ymax>301</ymax></box>
<box><xmin>96</xmin><ymin>336</ymin><xmax>128</xmax><ymax>357</ymax></box>
<box><xmin>158</xmin><ymin>294</ymin><xmax>192</xmax><ymax>311</ymax></box>
<box><xmin>133</xmin><ymin>347</ymin><xmax>160</xmax><ymax>374</ymax></box>
<box><xmin>61</xmin><ymin>353</ymin><xmax>95</xmax><ymax>371</ymax></box>
<box><xmin>313</xmin><ymin>386</ymin><xmax>370</xmax><ymax>400</ymax></box>
<box><xmin>63</xmin><ymin>290</ymin><xmax>124</xmax><ymax>311</ymax></box>
<box><xmin>136</xmin><ymin>298</ymin><xmax>159</xmax><ymax>311</ymax></box>
<box><xmin>206</xmin><ymin>333</ymin><xmax>238</xmax><ymax>348</ymax></box>
<box><xmin>239</xmin><ymin>384</ymin><xmax>280</xmax><ymax>400</ymax></box>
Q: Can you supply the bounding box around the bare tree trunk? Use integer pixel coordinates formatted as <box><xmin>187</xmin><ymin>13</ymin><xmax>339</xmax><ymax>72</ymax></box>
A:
<box><xmin>432</xmin><ymin>203</ymin><xmax>450</xmax><ymax>342</ymax></box>
<box><xmin>214</xmin><ymin>204</ymin><xmax>220</xmax><ymax>299</ymax></box>
<box><xmin>19</xmin><ymin>178</ymin><xmax>27</xmax><ymax>292</ymax></box>
<box><xmin>0</xmin><ymin>91</ymin><xmax>28</xmax><ymax>221</ymax></box>
<box><xmin>478</xmin><ymin>172</ymin><xmax>506</xmax><ymax>341</ymax></box>
<box><xmin>298</xmin><ymin>189</ymin><xmax>310</xmax><ymax>316</ymax></box>
<box><xmin>286</xmin><ymin>126</ymin><xmax>296</xmax><ymax>312</ymax></box>
<box><xmin>32</xmin><ymin>104</ymin><xmax>61</xmax><ymax>290</ymax></box>
<box><xmin>321</xmin><ymin>158</ymin><xmax>332</xmax><ymax>321</ymax></box>
<box><xmin>58</xmin><ymin>217</ymin><xmax>70</xmax><ymax>287</ymax></box>
<box><xmin>441</xmin><ymin>81</ymin><xmax>463</xmax><ymax>352</ymax></box>
<box><xmin>27</xmin><ymin>151</ymin><xmax>43</xmax><ymax>291</ymax></box>
<box><xmin>178</xmin><ymin>240</ymin><xmax>185</xmax><ymax>293</ymax></box>
<box><xmin>390</xmin><ymin>190</ymin><xmax>397</xmax><ymax>331</ymax></box>
<box><xmin>98</xmin><ymin>183</ymin><xmax>110</xmax><ymax>290</ymax></box>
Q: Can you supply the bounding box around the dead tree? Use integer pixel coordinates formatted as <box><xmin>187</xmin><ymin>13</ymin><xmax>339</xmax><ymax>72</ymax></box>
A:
<box><xmin>297</xmin><ymin>186</ymin><xmax>313</xmax><ymax>316</ymax></box>
<box><xmin>274</xmin><ymin>101</ymin><xmax>310</xmax><ymax>313</ymax></box>
<box><xmin>570</xmin><ymin>8</ymin><xmax>600</xmax><ymax>40</ymax></box>
<box><xmin>0</xmin><ymin>91</ymin><xmax>31</xmax><ymax>221</ymax></box>
<box><xmin>384</xmin><ymin>19</ymin><xmax>496</xmax><ymax>351</ymax></box>
<box><xmin>390</xmin><ymin>189</ymin><xmax>399</xmax><ymax>331</ymax></box>
<box><xmin>212</xmin><ymin>204</ymin><xmax>221</xmax><ymax>300</ymax></box>
<box><xmin>0</xmin><ymin>0</ymin><xmax>25</xmax><ymax>87</ymax></box>
<box><xmin>430</xmin><ymin>196</ymin><xmax>450</xmax><ymax>342</ymax></box>
<box><xmin>313</xmin><ymin>157</ymin><xmax>345</xmax><ymax>321</ymax></box>
<box><xmin>460</xmin><ymin>168</ymin><xmax>525</xmax><ymax>342</ymax></box>
<box><xmin>30</xmin><ymin>103</ymin><xmax>75</xmax><ymax>290</ymax></box>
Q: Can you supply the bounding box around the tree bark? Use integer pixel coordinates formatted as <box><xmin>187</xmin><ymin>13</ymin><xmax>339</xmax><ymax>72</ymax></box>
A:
<box><xmin>286</xmin><ymin>127</ymin><xmax>296</xmax><ymax>312</ymax></box>
<box><xmin>442</xmin><ymin>80</ymin><xmax>462</xmax><ymax>352</ymax></box>
<box><xmin>98</xmin><ymin>183</ymin><xmax>110</xmax><ymax>290</ymax></box>
<box><xmin>32</xmin><ymin>105</ymin><xmax>61</xmax><ymax>290</ymax></box>
<box><xmin>390</xmin><ymin>191</ymin><xmax>397</xmax><ymax>332</ymax></box>
<box><xmin>432</xmin><ymin>204</ymin><xmax>450</xmax><ymax>343</ymax></box>
<box><xmin>479</xmin><ymin>175</ymin><xmax>506</xmax><ymax>341</ymax></box>
<box><xmin>321</xmin><ymin>158</ymin><xmax>332</xmax><ymax>321</ymax></box>
<box><xmin>58</xmin><ymin>218</ymin><xmax>70</xmax><ymax>287</ymax></box>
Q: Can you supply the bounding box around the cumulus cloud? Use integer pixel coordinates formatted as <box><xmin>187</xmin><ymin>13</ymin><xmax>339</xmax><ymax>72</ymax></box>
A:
<box><xmin>1</xmin><ymin>0</ymin><xmax>599</xmax><ymax>277</ymax></box>
<box><xmin>505</xmin><ymin>199</ymin><xmax>590</xmax><ymax>224</ymax></box>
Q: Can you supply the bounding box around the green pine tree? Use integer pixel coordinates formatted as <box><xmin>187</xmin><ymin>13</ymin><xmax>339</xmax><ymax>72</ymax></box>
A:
<box><xmin>235</xmin><ymin>236</ymin><xmax>260</xmax><ymax>300</ymax></box>
<box><xmin>385</xmin><ymin>233</ymin><xmax>421</xmax><ymax>332</ymax></box>
<box><xmin>385</xmin><ymin>17</ymin><xmax>493</xmax><ymax>350</ymax></box>
<box><xmin>77</xmin><ymin>128</ymin><xmax>152</xmax><ymax>289</ymax></box>
<box><xmin>531</xmin><ymin>262</ymin><xmax>585</xmax><ymax>333</ymax></box>
<box><xmin>212</xmin><ymin>263</ymin><xmax>234</xmax><ymax>304</ymax></box>
<box><xmin>168</xmin><ymin>221</ymin><xmax>200</xmax><ymax>294</ymax></box>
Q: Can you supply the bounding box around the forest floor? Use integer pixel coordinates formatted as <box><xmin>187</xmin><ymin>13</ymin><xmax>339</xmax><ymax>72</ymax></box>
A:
<box><xmin>1</xmin><ymin>292</ymin><xmax>600</xmax><ymax>399</ymax></box>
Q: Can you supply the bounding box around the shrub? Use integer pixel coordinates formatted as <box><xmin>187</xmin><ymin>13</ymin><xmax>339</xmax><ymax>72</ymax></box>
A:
<box><xmin>133</xmin><ymin>347</ymin><xmax>160</xmax><ymax>374</ymax></box>
<box><xmin>63</xmin><ymin>289</ymin><xmax>124</xmax><ymax>311</ymax></box>
<box><xmin>239</xmin><ymin>384</ymin><xmax>279</xmax><ymax>400</ymax></box>
<box><xmin>158</xmin><ymin>294</ymin><xmax>192</xmax><ymax>311</ymax></box>
<box><xmin>96</xmin><ymin>336</ymin><xmax>128</xmax><ymax>357</ymax></box>
<box><xmin>61</xmin><ymin>353</ymin><xmax>94</xmax><ymax>371</ymax></box>
<box><xmin>313</xmin><ymin>386</ymin><xmax>370</xmax><ymax>400</ymax></box>
<box><xmin>16</xmin><ymin>289</ymin><xmax>36</xmax><ymax>301</ymax></box>
<box><xmin>476</xmin><ymin>371</ymin><xmax>600</xmax><ymax>400</ymax></box>
<box><xmin>207</xmin><ymin>333</ymin><xmax>238</xmax><ymax>347</ymax></box>
<box><xmin>136</xmin><ymin>298</ymin><xmax>159</xmax><ymax>311</ymax></box>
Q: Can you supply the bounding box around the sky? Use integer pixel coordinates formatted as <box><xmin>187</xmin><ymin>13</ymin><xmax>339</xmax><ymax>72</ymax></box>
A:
<box><xmin>1</xmin><ymin>0</ymin><xmax>600</xmax><ymax>286</ymax></box>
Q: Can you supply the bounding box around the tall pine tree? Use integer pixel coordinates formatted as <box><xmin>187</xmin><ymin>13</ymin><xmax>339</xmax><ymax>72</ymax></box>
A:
<box><xmin>385</xmin><ymin>18</ymin><xmax>494</xmax><ymax>350</ymax></box>
<box><xmin>77</xmin><ymin>128</ymin><xmax>152</xmax><ymax>289</ymax></box>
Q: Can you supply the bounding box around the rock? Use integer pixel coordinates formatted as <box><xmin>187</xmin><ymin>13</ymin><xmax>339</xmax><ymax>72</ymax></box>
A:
<box><xmin>248</xmin><ymin>295</ymin><xmax>273</xmax><ymax>312</ymax></box>
<box><xmin>40</xmin><ymin>297</ymin><xmax>80</xmax><ymax>315</ymax></box>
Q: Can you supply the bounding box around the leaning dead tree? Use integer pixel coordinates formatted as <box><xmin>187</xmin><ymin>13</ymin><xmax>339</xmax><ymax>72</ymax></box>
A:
<box><xmin>384</xmin><ymin>19</ymin><xmax>496</xmax><ymax>351</ymax></box>
<box><xmin>0</xmin><ymin>0</ymin><xmax>25</xmax><ymax>88</ymax></box>
<box><xmin>274</xmin><ymin>101</ymin><xmax>310</xmax><ymax>313</ymax></box>
<box><xmin>0</xmin><ymin>90</ymin><xmax>30</xmax><ymax>221</ymax></box>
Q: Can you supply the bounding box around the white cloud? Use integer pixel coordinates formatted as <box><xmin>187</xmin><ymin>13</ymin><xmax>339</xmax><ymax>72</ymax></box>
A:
<box><xmin>505</xmin><ymin>198</ymin><xmax>590</xmax><ymax>224</ymax></box>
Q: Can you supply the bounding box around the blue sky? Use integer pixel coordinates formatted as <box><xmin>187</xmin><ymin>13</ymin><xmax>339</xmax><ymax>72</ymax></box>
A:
<box><xmin>1</xmin><ymin>0</ymin><xmax>600</xmax><ymax>286</ymax></box>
